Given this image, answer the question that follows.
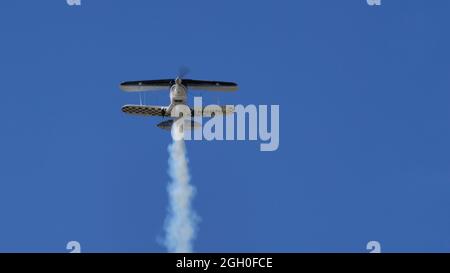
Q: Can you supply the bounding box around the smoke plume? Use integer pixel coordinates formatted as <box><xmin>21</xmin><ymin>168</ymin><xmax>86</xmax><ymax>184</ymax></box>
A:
<box><xmin>164</xmin><ymin>133</ymin><xmax>198</xmax><ymax>253</ymax></box>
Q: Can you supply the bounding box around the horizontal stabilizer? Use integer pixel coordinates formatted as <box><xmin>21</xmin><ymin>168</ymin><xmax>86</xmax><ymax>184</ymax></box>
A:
<box><xmin>157</xmin><ymin>119</ymin><xmax>202</xmax><ymax>131</ymax></box>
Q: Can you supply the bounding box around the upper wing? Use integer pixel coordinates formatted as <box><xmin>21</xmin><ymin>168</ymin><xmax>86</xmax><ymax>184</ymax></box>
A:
<box><xmin>121</xmin><ymin>105</ymin><xmax>167</xmax><ymax>116</ymax></box>
<box><xmin>120</xmin><ymin>79</ymin><xmax>238</xmax><ymax>92</ymax></box>
<box><xmin>119</xmin><ymin>79</ymin><xmax>173</xmax><ymax>92</ymax></box>
<box><xmin>183</xmin><ymin>79</ymin><xmax>238</xmax><ymax>92</ymax></box>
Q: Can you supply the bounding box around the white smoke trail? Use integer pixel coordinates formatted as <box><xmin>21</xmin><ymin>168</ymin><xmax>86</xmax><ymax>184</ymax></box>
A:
<box><xmin>164</xmin><ymin>135</ymin><xmax>198</xmax><ymax>253</ymax></box>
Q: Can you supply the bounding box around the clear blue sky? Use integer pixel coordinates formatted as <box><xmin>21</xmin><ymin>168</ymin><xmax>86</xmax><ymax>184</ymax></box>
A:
<box><xmin>0</xmin><ymin>0</ymin><xmax>449</xmax><ymax>252</ymax></box>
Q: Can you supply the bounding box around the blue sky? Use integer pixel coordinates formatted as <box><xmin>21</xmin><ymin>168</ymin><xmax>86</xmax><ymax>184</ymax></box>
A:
<box><xmin>0</xmin><ymin>0</ymin><xmax>449</xmax><ymax>252</ymax></box>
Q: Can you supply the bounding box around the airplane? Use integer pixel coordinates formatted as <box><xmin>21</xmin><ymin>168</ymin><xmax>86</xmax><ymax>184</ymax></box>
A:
<box><xmin>120</xmin><ymin>76</ymin><xmax>238</xmax><ymax>131</ymax></box>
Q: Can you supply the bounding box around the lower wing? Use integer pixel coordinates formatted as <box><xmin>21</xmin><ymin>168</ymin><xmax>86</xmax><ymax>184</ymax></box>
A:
<box><xmin>122</xmin><ymin>104</ymin><xmax>234</xmax><ymax>117</ymax></box>
<box><xmin>121</xmin><ymin>105</ymin><xmax>168</xmax><ymax>116</ymax></box>
<box><xmin>193</xmin><ymin>105</ymin><xmax>235</xmax><ymax>116</ymax></box>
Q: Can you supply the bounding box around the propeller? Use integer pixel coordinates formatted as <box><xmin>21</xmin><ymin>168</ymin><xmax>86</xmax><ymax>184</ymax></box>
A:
<box><xmin>176</xmin><ymin>66</ymin><xmax>190</xmax><ymax>84</ymax></box>
<box><xmin>178</xmin><ymin>66</ymin><xmax>190</xmax><ymax>79</ymax></box>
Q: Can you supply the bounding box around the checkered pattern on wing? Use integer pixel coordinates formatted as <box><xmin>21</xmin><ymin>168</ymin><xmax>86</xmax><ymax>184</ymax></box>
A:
<box><xmin>121</xmin><ymin>105</ymin><xmax>165</xmax><ymax>116</ymax></box>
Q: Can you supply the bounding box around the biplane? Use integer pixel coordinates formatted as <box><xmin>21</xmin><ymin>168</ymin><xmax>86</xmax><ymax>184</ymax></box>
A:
<box><xmin>120</xmin><ymin>76</ymin><xmax>238</xmax><ymax>131</ymax></box>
